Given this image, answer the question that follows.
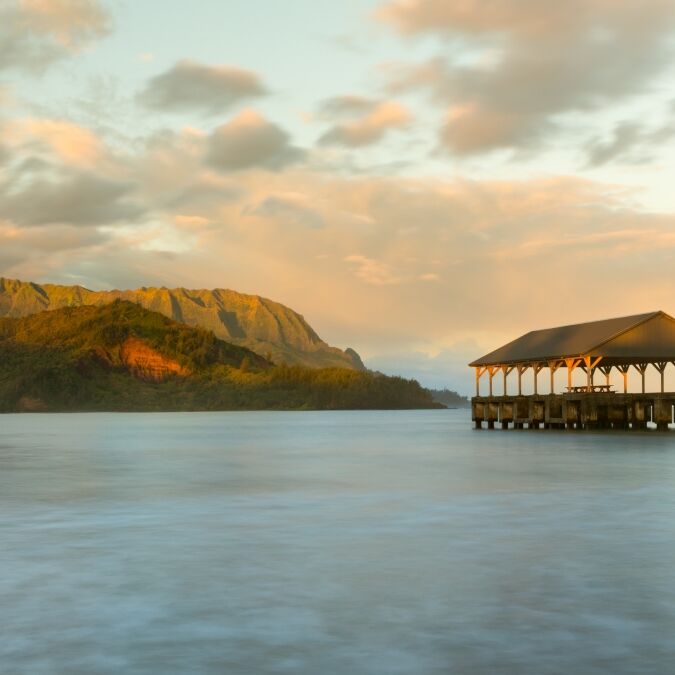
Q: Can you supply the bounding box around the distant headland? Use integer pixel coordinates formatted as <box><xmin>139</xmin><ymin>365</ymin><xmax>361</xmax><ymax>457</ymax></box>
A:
<box><xmin>0</xmin><ymin>294</ymin><xmax>442</xmax><ymax>413</ymax></box>
<box><xmin>0</xmin><ymin>277</ymin><xmax>364</xmax><ymax>371</ymax></box>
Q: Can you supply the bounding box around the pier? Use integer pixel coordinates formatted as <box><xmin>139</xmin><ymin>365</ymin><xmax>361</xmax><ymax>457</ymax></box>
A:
<box><xmin>472</xmin><ymin>393</ymin><xmax>674</xmax><ymax>430</ymax></box>
<box><xmin>469</xmin><ymin>311</ymin><xmax>675</xmax><ymax>431</ymax></box>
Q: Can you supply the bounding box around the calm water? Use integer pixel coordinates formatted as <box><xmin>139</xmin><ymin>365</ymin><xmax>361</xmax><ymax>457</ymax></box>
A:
<box><xmin>1</xmin><ymin>410</ymin><xmax>675</xmax><ymax>674</ymax></box>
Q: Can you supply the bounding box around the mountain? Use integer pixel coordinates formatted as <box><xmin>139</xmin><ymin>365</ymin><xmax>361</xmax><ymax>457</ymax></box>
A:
<box><xmin>0</xmin><ymin>301</ymin><xmax>440</xmax><ymax>412</ymax></box>
<box><xmin>0</xmin><ymin>277</ymin><xmax>364</xmax><ymax>370</ymax></box>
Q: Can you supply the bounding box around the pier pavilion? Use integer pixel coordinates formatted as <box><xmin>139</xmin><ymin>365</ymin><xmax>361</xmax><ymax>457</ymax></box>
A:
<box><xmin>469</xmin><ymin>311</ymin><xmax>675</xmax><ymax>430</ymax></box>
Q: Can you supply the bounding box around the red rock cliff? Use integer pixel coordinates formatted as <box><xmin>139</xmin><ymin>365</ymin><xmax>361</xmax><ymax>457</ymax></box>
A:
<box><xmin>119</xmin><ymin>337</ymin><xmax>189</xmax><ymax>382</ymax></box>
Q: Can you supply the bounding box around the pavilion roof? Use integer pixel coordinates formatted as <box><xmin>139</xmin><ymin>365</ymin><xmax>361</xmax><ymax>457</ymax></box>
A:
<box><xmin>469</xmin><ymin>311</ymin><xmax>675</xmax><ymax>367</ymax></box>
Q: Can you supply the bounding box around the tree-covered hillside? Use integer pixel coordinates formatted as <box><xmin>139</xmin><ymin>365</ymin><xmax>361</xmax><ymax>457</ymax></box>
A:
<box><xmin>427</xmin><ymin>388</ymin><xmax>470</xmax><ymax>407</ymax></box>
<box><xmin>0</xmin><ymin>301</ymin><xmax>441</xmax><ymax>412</ymax></box>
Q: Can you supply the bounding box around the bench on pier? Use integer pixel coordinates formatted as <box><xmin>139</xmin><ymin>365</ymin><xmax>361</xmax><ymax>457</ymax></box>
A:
<box><xmin>565</xmin><ymin>385</ymin><xmax>615</xmax><ymax>393</ymax></box>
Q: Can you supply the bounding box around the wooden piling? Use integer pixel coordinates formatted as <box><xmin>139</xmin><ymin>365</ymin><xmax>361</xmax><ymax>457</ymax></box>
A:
<box><xmin>471</xmin><ymin>392</ymin><xmax>675</xmax><ymax>431</ymax></box>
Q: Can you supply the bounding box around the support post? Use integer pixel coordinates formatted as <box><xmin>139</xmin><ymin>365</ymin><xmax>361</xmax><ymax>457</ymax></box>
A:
<box><xmin>533</xmin><ymin>363</ymin><xmax>544</xmax><ymax>395</ymax></box>
<box><xmin>534</xmin><ymin>365</ymin><xmax>538</xmax><ymax>395</ymax></box>
<box><xmin>517</xmin><ymin>365</ymin><xmax>527</xmax><ymax>396</ymax></box>
<box><xmin>475</xmin><ymin>367</ymin><xmax>487</xmax><ymax>397</ymax></box>
<box><xmin>564</xmin><ymin>358</ymin><xmax>581</xmax><ymax>392</ymax></box>
<box><xmin>487</xmin><ymin>366</ymin><xmax>499</xmax><ymax>397</ymax></box>
<box><xmin>599</xmin><ymin>365</ymin><xmax>612</xmax><ymax>387</ymax></box>
<box><xmin>501</xmin><ymin>366</ymin><xmax>514</xmax><ymax>396</ymax></box>
<box><xmin>617</xmin><ymin>365</ymin><xmax>630</xmax><ymax>394</ymax></box>
<box><xmin>548</xmin><ymin>361</ymin><xmax>561</xmax><ymax>394</ymax></box>
<box><xmin>582</xmin><ymin>356</ymin><xmax>603</xmax><ymax>392</ymax></box>
<box><xmin>633</xmin><ymin>363</ymin><xmax>648</xmax><ymax>394</ymax></box>
<box><xmin>655</xmin><ymin>362</ymin><xmax>667</xmax><ymax>393</ymax></box>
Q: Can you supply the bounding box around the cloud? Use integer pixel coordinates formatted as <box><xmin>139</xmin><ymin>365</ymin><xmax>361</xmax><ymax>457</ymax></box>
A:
<box><xmin>0</xmin><ymin>219</ymin><xmax>106</xmax><ymax>251</ymax></box>
<box><xmin>177</xmin><ymin>171</ymin><xmax>675</xmax><ymax>361</ymax></box>
<box><xmin>0</xmin><ymin>117</ymin><xmax>144</xmax><ymax>228</ymax></box>
<box><xmin>585</xmin><ymin>119</ymin><xmax>675</xmax><ymax>167</ymax></box>
<box><xmin>3</xmin><ymin>114</ymin><xmax>675</xmax><ymax>388</ymax></box>
<box><xmin>0</xmin><ymin>168</ymin><xmax>144</xmax><ymax>226</ymax></box>
<box><xmin>319</xmin><ymin>98</ymin><xmax>411</xmax><ymax>147</ymax></box>
<box><xmin>378</xmin><ymin>0</ymin><xmax>675</xmax><ymax>155</ymax></box>
<box><xmin>419</xmin><ymin>272</ymin><xmax>439</xmax><ymax>282</ymax></box>
<box><xmin>0</xmin><ymin>83</ymin><xmax>11</xmax><ymax>105</ymax></box>
<box><xmin>206</xmin><ymin>109</ymin><xmax>303</xmax><ymax>172</ymax></box>
<box><xmin>3</xmin><ymin>118</ymin><xmax>105</xmax><ymax>168</ymax></box>
<box><xmin>319</xmin><ymin>95</ymin><xmax>380</xmax><ymax>116</ymax></box>
<box><xmin>344</xmin><ymin>254</ymin><xmax>400</xmax><ymax>285</ymax></box>
<box><xmin>137</xmin><ymin>60</ymin><xmax>266</xmax><ymax>114</ymax></box>
<box><xmin>130</xmin><ymin>127</ymin><xmax>210</xmax><ymax>204</ymax></box>
<box><xmin>378</xmin><ymin>0</ymin><xmax>571</xmax><ymax>35</ymax></box>
<box><xmin>0</xmin><ymin>218</ymin><xmax>109</xmax><ymax>281</ymax></box>
<box><xmin>173</xmin><ymin>214</ymin><xmax>212</xmax><ymax>228</ymax></box>
<box><xmin>0</xmin><ymin>0</ymin><xmax>110</xmax><ymax>73</ymax></box>
<box><xmin>248</xmin><ymin>193</ymin><xmax>324</xmax><ymax>229</ymax></box>
<box><xmin>167</xmin><ymin>175</ymin><xmax>242</xmax><ymax>212</ymax></box>
<box><xmin>438</xmin><ymin>102</ymin><xmax>549</xmax><ymax>156</ymax></box>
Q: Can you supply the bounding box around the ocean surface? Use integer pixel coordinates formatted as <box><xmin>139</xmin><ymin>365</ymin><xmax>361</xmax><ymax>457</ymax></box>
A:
<box><xmin>1</xmin><ymin>410</ymin><xmax>675</xmax><ymax>674</ymax></box>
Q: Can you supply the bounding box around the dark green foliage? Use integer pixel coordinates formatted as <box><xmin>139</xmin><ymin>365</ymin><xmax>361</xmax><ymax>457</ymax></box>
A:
<box><xmin>427</xmin><ymin>388</ymin><xmax>470</xmax><ymax>407</ymax></box>
<box><xmin>0</xmin><ymin>301</ymin><xmax>441</xmax><ymax>412</ymax></box>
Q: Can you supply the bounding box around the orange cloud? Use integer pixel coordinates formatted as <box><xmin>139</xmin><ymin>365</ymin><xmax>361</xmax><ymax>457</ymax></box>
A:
<box><xmin>173</xmin><ymin>214</ymin><xmax>212</xmax><ymax>228</ymax></box>
<box><xmin>20</xmin><ymin>0</ymin><xmax>110</xmax><ymax>48</ymax></box>
<box><xmin>3</xmin><ymin>113</ymin><xmax>675</xmax><ymax>367</ymax></box>
<box><xmin>0</xmin><ymin>0</ymin><xmax>110</xmax><ymax>73</ymax></box>
<box><xmin>5</xmin><ymin>118</ymin><xmax>104</xmax><ymax>167</ymax></box>
<box><xmin>345</xmin><ymin>255</ymin><xmax>400</xmax><ymax>285</ymax></box>
<box><xmin>320</xmin><ymin>100</ymin><xmax>411</xmax><ymax>147</ymax></box>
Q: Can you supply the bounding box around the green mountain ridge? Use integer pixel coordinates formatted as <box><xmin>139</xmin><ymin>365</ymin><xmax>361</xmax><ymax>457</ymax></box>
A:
<box><xmin>0</xmin><ymin>277</ymin><xmax>364</xmax><ymax>370</ymax></box>
<box><xmin>0</xmin><ymin>301</ymin><xmax>441</xmax><ymax>412</ymax></box>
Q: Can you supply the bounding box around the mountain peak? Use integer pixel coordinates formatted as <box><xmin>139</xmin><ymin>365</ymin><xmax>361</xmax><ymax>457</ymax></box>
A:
<box><xmin>0</xmin><ymin>277</ymin><xmax>364</xmax><ymax>370</ymax></box>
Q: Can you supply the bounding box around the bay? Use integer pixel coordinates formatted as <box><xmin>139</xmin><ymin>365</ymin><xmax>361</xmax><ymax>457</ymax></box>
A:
<box><xmin>1</xmin><ymin>410</ymin><xmax>675</xmax><ymax>674</ymax></box>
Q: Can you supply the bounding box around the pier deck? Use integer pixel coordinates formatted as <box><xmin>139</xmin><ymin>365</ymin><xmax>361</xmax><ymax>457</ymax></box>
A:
<box><xmin>472</xmin><ymin>393</ymin><xmax>675</xmax><ymax>431</ymax></box>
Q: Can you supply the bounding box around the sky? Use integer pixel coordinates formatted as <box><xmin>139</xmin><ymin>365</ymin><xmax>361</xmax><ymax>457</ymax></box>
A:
<box><xmin>2</xmin><ymin>0</ymin><xmax>675</xmax><ymax>392</ymax></box>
